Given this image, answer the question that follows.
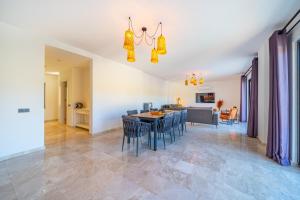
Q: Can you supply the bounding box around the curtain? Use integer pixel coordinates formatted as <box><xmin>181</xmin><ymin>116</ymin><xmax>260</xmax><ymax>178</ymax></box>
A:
<box><xmin>266</xmin><ymin>31</ymin><xmax>290</xmax><ymax>166</ymax></box>
<box><xmin>247</xmin><ymin>58</ymin><xmax>258</xmax><ymax>137</ymax></box>
<box><xmin>240</xmin><ymin>75</ymin><xmax>247</xmax><ymax>122</ymax></box>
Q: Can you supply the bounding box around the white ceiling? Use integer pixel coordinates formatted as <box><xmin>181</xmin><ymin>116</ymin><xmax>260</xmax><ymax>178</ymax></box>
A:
<box><xmin>45</xmin><ymin>46</ymin><xmax>91</xmax><ymax>73</ymax></box>
<box><xmin>0</xmin><ymin>0</ymin><xmax>299</xmax><ymax>80</ymax></box>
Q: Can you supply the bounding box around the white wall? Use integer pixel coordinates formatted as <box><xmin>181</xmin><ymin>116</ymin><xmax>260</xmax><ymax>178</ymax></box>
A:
<box><xmin>44</xmin><ymin>74</ymin><xmax>59</xmax><ymax>121</ymax></box>
<box><xmin>167</xmin><ymin>75</ymin><xmax>241</xmax><ymax>110</ymax></box>
<box><xmin>71</xmin><ymin>66</ymin><xmax>90</xmax><ymax>108</ymax></box>
<box><xmin>0</xmin><ymin>22</ymin><xmax>44</xmax><ymax>159</ymax></box>
<box><xmin>92</xmin><ymin>57</ymin><xmax>168</xmax><ymax>134</ymax></box>
<box><xmin>257</xmin><ymin>39</ymin><xmax>270</xmax><ymax>144</ymax></box>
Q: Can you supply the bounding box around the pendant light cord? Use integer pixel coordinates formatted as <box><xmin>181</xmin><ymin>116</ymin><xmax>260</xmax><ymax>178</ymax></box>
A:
<box><xmin>144</xmin><ymin>34</ymin><xmax>154</xmax><ymax>46</ymax></box>
<box><xmin>145</xmin><ymin>22</ymin><xmax>161</xmax><ymax>38</ymax></box>
<box><xmin>129</xmin><ymin>17</ymin><xmax>144</xmax><ymax>38</ymax></box>
<box><xmin>134</xmin><ymin>32</ymin><xmax>145</xmax><ymax>45</ymax></box>
<box><xmin>128</xmin><ymin>17</ymin><xmax>162</xmax><ymax>46</ymax></box>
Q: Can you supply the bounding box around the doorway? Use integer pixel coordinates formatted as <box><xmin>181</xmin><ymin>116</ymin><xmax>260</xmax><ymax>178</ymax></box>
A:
<box><xmin>60</xmin><ymin>81</ymin><xmax>67</xmax><ymax>124</ymax></box>
<box><xmin>44</xmin><ymin>45</ymin><xmax>92</xmax><ymax>146</ymax></box>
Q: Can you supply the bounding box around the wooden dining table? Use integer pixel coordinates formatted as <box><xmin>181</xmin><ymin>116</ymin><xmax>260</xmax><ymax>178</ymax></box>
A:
<box><xmin>131</xmin><ymin>110</ymin><xmax>175</xmax><ymax>151</ymax></box>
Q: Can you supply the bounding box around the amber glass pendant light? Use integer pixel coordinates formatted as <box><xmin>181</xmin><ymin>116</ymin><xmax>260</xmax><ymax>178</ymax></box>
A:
<box><xmin>199</xmin><ymin>77</ymin><xmax>205</xmax><ymax>85</ymax></box>
<box><xmin>151</xmin><ymin>38</ymin><xmax>158</xmax><ymax>64</ymax></box>
<box><xmin>123</xmin><ymin>28</ymin><xmax>134</xmax><ymax>51</ymax></box>
<box><xmin>157</xmin><ymin>23</ymin><xmax>167</xmax><ymax>55</ymax></box>
<box><xmin>184</xmin><ymin>73</ymin><xmax>205</xmax><ymax>86</ymax></box>
<box><xmin>127</xmin><ymin>49</ymin><xmax>135</xmax><ymax>62</ymax></box>
<box><xmin>123</xmin><ymin>17</ymin><xmax>167</xmax><ymax>63</ymax></box>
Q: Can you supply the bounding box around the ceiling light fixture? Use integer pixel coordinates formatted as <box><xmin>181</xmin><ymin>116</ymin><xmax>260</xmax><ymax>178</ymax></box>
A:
<box><xmin>123</xmin><ymin>17</ymin><xmax>167</xmax><ymax>64</ymax></box>
<box><xmin>185</xmin><ymin>73</ymin><xmax>205</xmax><ymax>86</ymax></box>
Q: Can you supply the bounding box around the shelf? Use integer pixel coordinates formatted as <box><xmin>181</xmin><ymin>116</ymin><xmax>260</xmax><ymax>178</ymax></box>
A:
<box><xmin>75</xmin><ymin>109</ymin><xmax>89</xmax><ymax>115</ymax></box>
<box><xmin>76</xmin><ymin>123</ymin><xmax>89</xmax><ymax>130</ymax></box>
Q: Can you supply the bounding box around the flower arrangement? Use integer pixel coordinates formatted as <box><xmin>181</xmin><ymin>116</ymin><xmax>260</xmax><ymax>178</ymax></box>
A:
<box><xmin>216</xmin><ymin>99</ymin><xmax>224</xmax><ymax>111</ymax></box>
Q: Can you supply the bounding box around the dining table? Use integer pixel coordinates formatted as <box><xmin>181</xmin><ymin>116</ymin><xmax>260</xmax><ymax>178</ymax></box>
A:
<box><xmin>131</xmin><ymin>110</ymin><xmax>175</xmax><ymax>151</ymax></box>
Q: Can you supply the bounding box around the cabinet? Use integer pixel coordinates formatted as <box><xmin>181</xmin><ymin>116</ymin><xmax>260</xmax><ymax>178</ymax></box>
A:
<box><xmin>74</xmin><ymin>108</ymin><xmax>89</xmax><ymax>130</ymax></box>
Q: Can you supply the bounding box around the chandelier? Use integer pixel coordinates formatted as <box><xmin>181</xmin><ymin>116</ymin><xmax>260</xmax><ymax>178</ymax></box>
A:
<box><xmin>123</xmin><ymin>17</ymin><xmax>167</xmax><ymax>64</ymax></box>
<box><xmin>185</xmin><ymin>73</ymin><xmax>205</xmax><ymax>86</ymax></box>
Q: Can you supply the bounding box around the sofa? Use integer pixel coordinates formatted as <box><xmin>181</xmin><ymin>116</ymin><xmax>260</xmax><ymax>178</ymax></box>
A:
<box><xmin>187</xmin><ymin>107</ymin><xmax>219</xmax><ymax>127</ymax></box>
<box><xmin>161</xmin><ymin>104</ymin><xmax>187</xmax><ymax>110</ymax></box>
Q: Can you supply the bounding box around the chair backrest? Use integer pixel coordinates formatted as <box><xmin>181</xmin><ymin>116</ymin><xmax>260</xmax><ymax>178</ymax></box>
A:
<box><xmin>136</xmin><ymin>121</ymin><xmax>151</xmax><ymax>137</ymax></box>
<box><xmin>127</xmin><ymin>110</ymin><xmax>138</xmax><ymax>116</ymax></box>
<box><xmin>122</xmin><ymin>116</ymin><xmax>139</xmax><ymax>137</ymax></box>
<box><xmin>160</xmin><ymin>114</ymin><xmax>173</xmax><ymax>132</ymax></box>
<box><xmin>180</xmin><ymin>110</ymin><xmax>187</xmax><ymax>123</ymax></box>
<box><xmin>140</xmin><ymin>110</ymin><xmax>148</xmax><ymax>113</ymax></box>
<box><xmin>230</xmin><ymin>108</ymin><xmax>238</xmax><ymax>120</ymax></box>
<box><xmin>173</xmin><ymin>112</ymin><xmax>181</xmax><ymax>126</ymax></box>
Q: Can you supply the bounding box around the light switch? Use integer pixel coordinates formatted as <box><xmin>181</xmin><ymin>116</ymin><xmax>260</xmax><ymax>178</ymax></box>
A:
<box><xmin>18</xmin><ymin>108</ymin><xmax>30</xmax><ymax>113</ymax></box>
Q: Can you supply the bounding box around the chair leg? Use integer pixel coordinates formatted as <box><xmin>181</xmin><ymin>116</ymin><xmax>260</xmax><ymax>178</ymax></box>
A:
<box><xmin>149</xmin><ymin>132</ymin><xmax>152</xmax><ymax>148</ymax></box>
<box><xmin>136</xmin><ymin>137</ymin><xmax>139</xmax><ymax>157</ymax></box>
<box><xmin>122</xmin><ymin>135</ymin><xmax>125</xmax><ymax>152</ymax></box>
<box><xmin>162</xmin><ymin>133</ymin><xmax>166</xmax><ymax>149</ymax></box>
<box><xmin>173</xmin><ymin>128</ymin><xmax>175</xmax><ymax>141</ymax></box>
<box><xmin>169</xmin><ymin>131</ymin><xmax>173</xmax><ymax>143</ymax></box>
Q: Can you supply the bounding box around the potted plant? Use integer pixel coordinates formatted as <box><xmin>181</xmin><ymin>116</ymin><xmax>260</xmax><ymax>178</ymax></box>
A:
<box><xmin>216</xmin><ymin>99</ymin><xmax>224</xmax><ymax>111</ymax></box>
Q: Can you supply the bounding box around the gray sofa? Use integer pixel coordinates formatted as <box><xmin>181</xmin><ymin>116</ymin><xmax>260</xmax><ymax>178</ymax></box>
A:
<box><xmin>187</xmin><ymin>107</ymin><xmax>219</xmax><ymax>127</ymax></box>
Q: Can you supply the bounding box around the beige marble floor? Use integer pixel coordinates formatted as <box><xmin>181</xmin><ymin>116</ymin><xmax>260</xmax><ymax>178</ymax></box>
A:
<box><xmin>1</xmin><ymin>121</ymin><xmax>300</xmax><ymax>200</ymax></box>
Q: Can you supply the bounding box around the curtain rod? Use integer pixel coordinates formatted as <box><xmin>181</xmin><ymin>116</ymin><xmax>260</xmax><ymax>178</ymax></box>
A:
<box><xmin>280</xmin><ymin>9</ymin><xmax>300</xmax><ymax>34</ymax></box>
<box><xmin>243</xmin><ymin>66</ymin><xmax>252</xmax><ymax>77</ymax></box>
<box><xmin>243</xmin><ymin>57</ymin><xmax>258</xmax><ymax>76</ymax></box>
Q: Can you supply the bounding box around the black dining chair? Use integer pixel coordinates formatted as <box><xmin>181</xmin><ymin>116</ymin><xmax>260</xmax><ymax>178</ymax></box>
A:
<box><xmin>127</xmin><ymin>110</ymin><xmax>138</xmax><ymax>115</ymax></box>
<box><xmin>172</xmin><ymin>112</ymin><xmax>182</xmax><ymax>138</ymax></box>
<box><xmin>158</xmin><ymin>114</ymin><xmax>174</xmax><ymax>149</ymax></box>
<box><xmin>180</xmin><ymin>110</ymin><xmax>188</xmax><ymax>134</ymax></box>
<box><xmin>122</xmin><ymin>116</ymin><xmax>151</xmax><ymax>156</ymax></box>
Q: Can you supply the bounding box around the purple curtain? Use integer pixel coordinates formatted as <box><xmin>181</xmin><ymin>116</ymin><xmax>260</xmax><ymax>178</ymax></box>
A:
<box><xmin>266</xmin><ymin>31</ymin><xmax>290</xmax><ymax>166</ymax></box>
<box><xmin>247</xmin><ymin>58</ymin><xmax>258</xmax><ymax>137</ymax></box>
<box><xmin>240</xmin><ymin>75</ymin><xmax>247</xmax><ymax>122</ymax></box>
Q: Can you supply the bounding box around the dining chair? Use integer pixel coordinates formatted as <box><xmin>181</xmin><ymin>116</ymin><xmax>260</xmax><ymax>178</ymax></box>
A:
<box><xmin>220</xmin><ymin>107</ymin><xmax>238</xmax><ymax>125</ymax></box>
<box><xmin>158</xmin><ymin>114</ymin><xmax>174</xmax><ymax>149</ymax></box>
<box><xmin>180</xmin><ymin>109</ymin><xmax>188</xmax><ymax>134</ymax></box>
<box><xmin>127</xmin><ymin>110</ymin><xmax>138</xmax><ymax>116</ymax></box>
<box><xmin>172</xmin><ymin>112</ymin><xmax>182</xmax><ymax>138</ymax></box>
<box><xmin>140</xmin><ymin>110</ymin><xmax>148</xmax><ymax>113</ymax></box>
<box><xmin>122</xmin><ymin>116</ymin><xmax>151</xmax><ymax>156</ymax></box>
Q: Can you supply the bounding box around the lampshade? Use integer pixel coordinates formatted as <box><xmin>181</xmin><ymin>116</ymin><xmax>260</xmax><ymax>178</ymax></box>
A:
<box><xmin>151</xmin><ymin>48</ymin><xmax>158</xmax><ymax>63</ymax></box>
<box><xmin>199</xmin><ymin>77</ymin><xmax>205</xmax><ymax>85</ymax></box>
<box><xmin>185</xmin><ymin>79</ymin><xmax>188</xmax><ymax>86</ymax></box>
<box><xmin>157</xmin><ymin>35</ymin><xmax>167</xmax><ymax>55</ymax></box>
<box><xmin>127</xmin><ymin>49</ymin><xmax>135</xmax><ymax>62</ymax></box>
<box><xmin>123</xmin><ymin>29</ymin><xmax>134</xmax><ymax>51</ymax></box>
<box><xmin>190</xmin><ymin>74</ymin><xmax>196</xmax><ymax>85</ymax></box>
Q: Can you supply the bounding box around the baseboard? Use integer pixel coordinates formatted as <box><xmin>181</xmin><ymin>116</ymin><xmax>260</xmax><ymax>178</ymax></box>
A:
<box><xmin>92</xmin><ymin>127</ymin><xmax>122</xmax><ymax>136</ymax></box>
<box><xmin>0</xmin><ymin>146</ymin><xmax>45</xmax><ymax>162</ymax></box>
